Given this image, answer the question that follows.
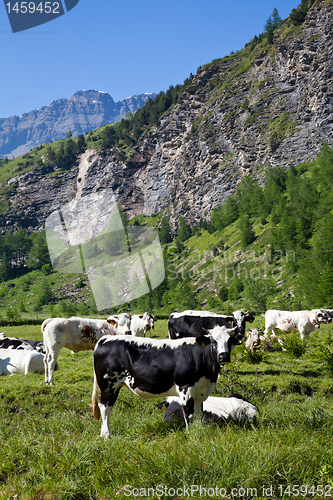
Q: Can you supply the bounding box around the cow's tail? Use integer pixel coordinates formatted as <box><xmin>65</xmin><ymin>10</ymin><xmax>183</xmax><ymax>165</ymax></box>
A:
<box><xmin>41</xmin><ymin>317</ymin><xmax>53</xmax><ymax>333</ymax></box>
<box><xmin>92</xmin><ymin>371</ymin><xmax>100</xmax><ymax>421</ymax></box>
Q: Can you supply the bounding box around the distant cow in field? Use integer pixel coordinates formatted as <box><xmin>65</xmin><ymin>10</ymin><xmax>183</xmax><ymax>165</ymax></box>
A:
<box><xmin>92</xmin><ymin>324</ymin><xmax>245</xmax><ymax>437</ymax></box>
<box><xmin>42</xmin><ymin>316</ymin><xmax>117</xmax><ymax>385</ymax></box>
<box><xmin>263</xmin><ymin>309</ymin><xmax>331</xmax><ymax>341</ymax></box>
<box><xmin>160</xmin><ymin>394</ymin><xmax>258</xmax><ymax>425</ymax></box>
<box><xmin>245</xmin><ymin>328</ymin><xmax>261</xmax><ymax>352</ymax></box>
<box><xmin>130</xmin><ymin>313</ymin><xmax>155</xmax><ymax>337</ymax></box>
<box><xmin>168</xmin><ymin>310</ymin><xmax>255</xmax><ymax>340</ymax></box>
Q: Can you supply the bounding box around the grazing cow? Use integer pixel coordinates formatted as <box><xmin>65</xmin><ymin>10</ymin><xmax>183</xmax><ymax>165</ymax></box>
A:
<box><xmin>130</xmin><ymin>313</ymin><xmax>155</xmax><ymax>337</ymax></box>
<box><xmin>168</xmin><ymin>310</ymin><xmax>255</xmax><ymax>339</ymax></box>
<box><xmin>160</xmin><ymin>394</ymin><xmax>258</xmax><ymax>425</ymax></box>
<box><xmin>0</xmin><ymin>332</ymin><xmax>45</xmax><ymax>353</ymax></box>
<box><xmin>245</xmin><ymin>328</ymin><xmax>261</xmax><ymax>352</ymax></box>
<box><xmin>42</xmin><ymin>316</ymin><xmax>117</xmax><ymax>385</ymax></box>
<box><xmin>106</xmin><ymin>313</ymin><xmax>132</xmax><ymax>335</ymax></box>
<box><xmin>263</xmin><ymin>309</ymin><xmax>331</xmax><ymax>341</ymax></box>
<box><xmin>92</xmin><ymin>324</ymin><xmax>246</xmax><ymax>437</ymax></box>
<box><xmin>0</xmin><ymin>348</ymin><xmax>47</xmax><ymax>375</ymax></box>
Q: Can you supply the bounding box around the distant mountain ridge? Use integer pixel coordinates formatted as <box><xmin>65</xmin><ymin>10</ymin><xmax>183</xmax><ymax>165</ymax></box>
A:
<box><xmin>0</xmin><ymin>90</ymin><xmax>156</xmax><ymax>158</ymax></box>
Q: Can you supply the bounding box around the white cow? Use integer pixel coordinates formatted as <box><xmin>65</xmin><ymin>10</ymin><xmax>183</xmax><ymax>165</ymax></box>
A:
<box><xmin>42</xmin><ymin>316</ymin><xmax>117</xmax><ymax>385</ymax></box>
<box><xmin>130</xmin><ymin>312</ymin><xmax>155</xmax><ymax>337</ymax></box>
<box><xmin>0</xmin><ymin>349</ymin><xmax>45</xmax><ymax>375</ymax></box>
<box><xmin>263</xmin><ymin>309</ymin><xmax>330</xmax><ymax>341</ymax></box>
<box><xmin>161</xmin><ymin>395</ymin><xmax>258</xmax><ymax>425</ymax></box>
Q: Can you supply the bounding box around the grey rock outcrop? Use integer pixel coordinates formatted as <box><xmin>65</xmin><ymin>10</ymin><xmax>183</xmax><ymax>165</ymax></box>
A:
<box><xmin>3</xmin><ymin>0</ymin><xmax>333</xmax><ymax>233</ymax></box>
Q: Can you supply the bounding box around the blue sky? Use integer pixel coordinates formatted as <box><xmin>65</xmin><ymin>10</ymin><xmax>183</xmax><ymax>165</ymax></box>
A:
<box><xmin>0</xmin><ymin>0</ymin><xmax>299</xmax><ymax>118</ymax></box>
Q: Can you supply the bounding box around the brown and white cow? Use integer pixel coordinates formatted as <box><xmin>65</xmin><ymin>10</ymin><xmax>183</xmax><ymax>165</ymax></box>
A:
<box><xmin>42</xmin><ymin>316</ymin><xmax>117</xmax><ymax>385</ymax></box>
<box><xmin>263</xmin><ymin>309</ymin><xmax>330</xmax><ymax>341</ymax></box>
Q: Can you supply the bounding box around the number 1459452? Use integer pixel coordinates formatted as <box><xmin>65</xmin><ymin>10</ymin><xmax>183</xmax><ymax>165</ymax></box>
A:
<box><xmin>5</xmin><ymin>2</ymin><xmax>60</xmax><ymax>14</ymax></box>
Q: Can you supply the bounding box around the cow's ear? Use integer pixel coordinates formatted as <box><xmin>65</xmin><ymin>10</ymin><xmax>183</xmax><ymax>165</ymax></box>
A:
<box><xmin>107</xmin><ymin>318</ymin><xmax>117</xmax><ymax>326</ymax></box>
<box><xmin>196</xmin><ymin>335</ymin><xmax>211</xmax><ymax>347</ymax></box>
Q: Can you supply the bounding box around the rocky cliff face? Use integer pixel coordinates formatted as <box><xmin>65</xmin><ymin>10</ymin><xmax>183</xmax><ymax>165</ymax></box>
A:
<box><xmin>3</xmin><ymin>0</ymin><xmax>333</xmax><ymax>233</ymax></box>
<box><xmin>0</xmin><ymin>90</ymin><xmax>155</xmax><ymax>158</ymax></box>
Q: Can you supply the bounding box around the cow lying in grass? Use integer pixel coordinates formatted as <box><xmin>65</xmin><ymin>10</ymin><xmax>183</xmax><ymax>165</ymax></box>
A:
<box><xmin>0</xmin><ymin>333</ymin><xmax>54</xmax><ymax>376</ymax></box>
<box><xmin>159</xmin><ymin>394</ymin><xmax>258</xmax><ymax>426</ymax></box>
<box><xmin>0</xmin><ymin>348</ymin><xmax>47</xmax><ymax>375</ymax></box>
<box><xmin>92</xmin><ymin>324</ymin><xmax>246</xmax><ymax>437</ymax></box>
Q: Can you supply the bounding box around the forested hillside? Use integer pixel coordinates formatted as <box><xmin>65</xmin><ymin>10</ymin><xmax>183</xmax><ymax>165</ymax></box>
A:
<box><xmin>0</xmin><ymin>142</ymin><xmax>332</xmax><ymax>319</ymax></box>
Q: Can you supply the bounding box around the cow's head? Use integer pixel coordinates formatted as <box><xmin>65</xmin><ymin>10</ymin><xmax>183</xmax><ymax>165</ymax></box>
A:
<box><xmin>107</xmin><ymin>314</ymin><xmax>132</xmax><ymax>335</ymax></box>
<box><xmin>314</xmin><ymin>309</ymin><xmax>331</xmax><ymax>326</ymax></box>
<box><xmin>232</xmin><ymin>311</ymin><xmax>256</xmax><ymax>335</ymax></box>
<box><xmin>203</xmin><ymin>325</ymin><xmax>246</xmax><ymax>364</ymax></box>
<box><xmin>139</xmin><ymin>312</ymin><xmax>153</xmax><ymax>331</ymax></box>
<box><xmin>321</xmin><ymin>310</ymin><xmax>333</xmax><ymax>323</ymax></box>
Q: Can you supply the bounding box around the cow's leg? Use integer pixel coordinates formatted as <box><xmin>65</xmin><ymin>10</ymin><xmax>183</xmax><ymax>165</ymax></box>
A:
<box><xmin>44</xmin><ymin>347</ymin><xmax>60</xmax><ymax>385</ymax></box>
<box><xmin>43</xmin><ymin>350</ymin><xmax>49</xmax><ymax>383</ymax></box>
<box><xmin>182</xmin><ymin>397</ymin><xmax>194</xmax><ymax>429</ymax></box>
<box><xmin>99</xmin><ymin>386</ymin><xmax>120</xmax><ymax>439</ymax></box>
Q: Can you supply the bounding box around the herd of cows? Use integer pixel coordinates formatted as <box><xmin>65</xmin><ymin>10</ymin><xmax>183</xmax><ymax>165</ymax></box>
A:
<box><xmin>0</xmin><ymin>308</ymin><xmax>332</xmax><ymax>437</ymax></box>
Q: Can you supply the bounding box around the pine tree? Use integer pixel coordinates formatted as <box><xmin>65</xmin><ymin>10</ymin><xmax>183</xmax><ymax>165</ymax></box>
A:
<box><xmin>177</xmin><ymin>216</ymin><xmax>191</xmax><ymax>242</ymax></box>
<box><xmin>159</xmin><ymin>216</ymin><xmax>172</xmax><ymax>244</ymax></box>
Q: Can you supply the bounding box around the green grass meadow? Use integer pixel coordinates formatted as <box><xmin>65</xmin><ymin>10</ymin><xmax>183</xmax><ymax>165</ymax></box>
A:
<box><xmin>0</xmin><ymin>320</ymin><xmax>333</xmax><ymax>499</ymax></box>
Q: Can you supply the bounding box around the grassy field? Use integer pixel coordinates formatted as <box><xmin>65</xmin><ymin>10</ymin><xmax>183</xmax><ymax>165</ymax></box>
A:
<box><xmin>0</xmin><ymin>319</ymin><xmax>333</xmax><ymax>499</ymax></box>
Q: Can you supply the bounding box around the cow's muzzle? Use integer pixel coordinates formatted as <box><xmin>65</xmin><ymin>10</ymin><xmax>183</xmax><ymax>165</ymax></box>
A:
<box><xmin>218</xmin><ymin>353</ymin><xmax>230</xmax><ymax>364</ymax></box>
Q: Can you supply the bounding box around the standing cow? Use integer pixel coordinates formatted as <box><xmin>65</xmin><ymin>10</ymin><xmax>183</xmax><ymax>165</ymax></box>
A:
<box><xmin>92</xmin><ymin>324</ymin><xmax>246</xmax><ymax>437</ymax></box>
<box><xmin>130</xmin><ymin>313</ymin><xmax>155</xmax><ymax>337</ymax></box>
<box><xmin>168</xmin><ymin>310</ymin><xmax>255</xmax><ymax>340</ymax></box>
<box><xmin>42</xmin><ymin>316</ymin><xmax>118</xmax><ymax>385</ymax></box>
<box><xmin>263</xmin><ymin>309</ymin><xmax>330</xmax><ymax>340</ymax></box>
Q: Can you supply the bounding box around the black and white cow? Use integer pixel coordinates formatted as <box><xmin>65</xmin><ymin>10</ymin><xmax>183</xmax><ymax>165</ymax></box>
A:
<box><xmin>160</xmin><ymin>394</ymin><xmax>258</xmax><ymax>426</ymax></box>
<box><xmin>130</xmin><ymin>313</ymin><xmax>155</xmax><ymax>337</ymax></box>
<box><xmin>92</xmin><ymin>325</ymin><xmax>246</xmax><ymax>437</ymax></box>
<box><xmin>0</xmin><ymin>333</ymin><xmax>56</xmax><ymax>376</ymax></box>
<box><xmin>168</xmin><ymin>310</ymin><xmax>255</xmax><ymax>340</ymax></box>
<box><xmin>0</xmin><ymin>332</ymin><xmax>45</xmax><ymax>353</ymax></box>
